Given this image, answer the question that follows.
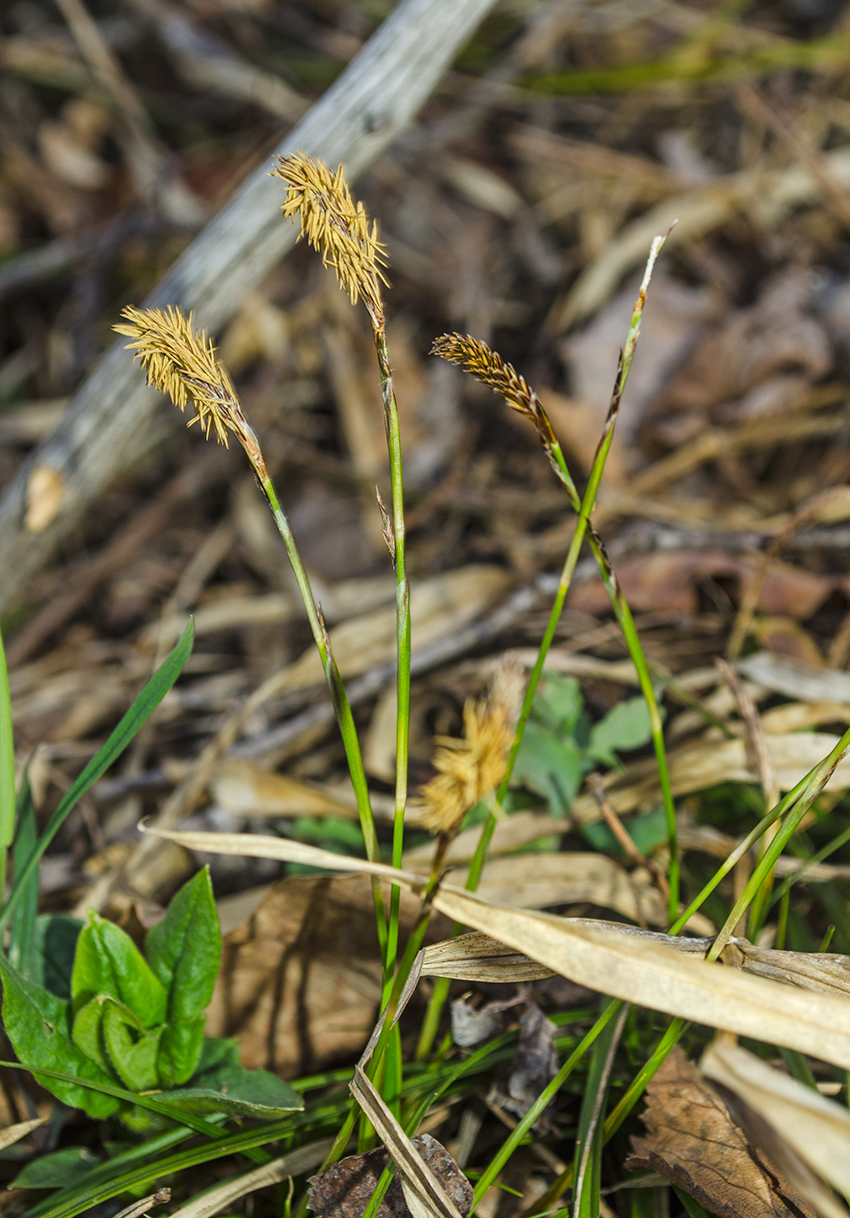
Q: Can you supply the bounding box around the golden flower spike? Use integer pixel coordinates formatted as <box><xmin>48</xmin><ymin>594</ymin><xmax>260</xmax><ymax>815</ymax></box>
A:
<box><xmin>115</xmin><ymin>305</ymin><xmax>266</xmax><ymax>474</ymax></box>
<box><xmin>420</xmin><ymin>657</ymin><xmax>524</xmax><ymax>837</ymax></box>
<box><xmin>272</xmin><ymin>152</ymin><xmax>388</xmax><ymax>317</ymax></box>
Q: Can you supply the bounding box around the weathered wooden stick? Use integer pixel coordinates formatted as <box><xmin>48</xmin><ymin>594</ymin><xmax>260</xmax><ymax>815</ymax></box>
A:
<box><xmin>0</xmin><ymin>0</ymin><xmax>498</xmax><ymax>614</ymax></box>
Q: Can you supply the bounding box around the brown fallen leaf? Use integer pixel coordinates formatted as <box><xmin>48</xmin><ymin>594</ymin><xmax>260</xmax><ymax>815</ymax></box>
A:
<box><xmin>569</xmin><ymin>550</ymin><xmax>845</xmax><ymax>620</ymax></box>
<box><xmin>625</xmin><ymin>1046</ymin><xmax>815</xmax><ymax>1218</ymax></box>
<box><xmin>205</xmin><ymin>874</ymin><xmax>445</xmax><ymax>1076</ymax></box>
<box><xmin>307</xmin><ymin>1135</ymin><xmax>473</xmax><ymax>1218</ymax></box>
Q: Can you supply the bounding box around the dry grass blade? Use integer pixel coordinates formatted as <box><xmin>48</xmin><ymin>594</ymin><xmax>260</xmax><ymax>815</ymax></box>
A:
<box><xmin>169</xmin><ymin>1142</ymin><xmax>332</xmax><ymax>1218</ymax></box>
<box><xmin>0</xmin><ymin>1117</ymin><xmax>47</xmax><ymax>1151</ymax></box>
<box><xmin>142</xmin><ymin>825</ymin><xmax>425</xmax><ymax>888</ymax></box>
<box><xmin>427</xmin><ymin>889</ymin><xmax>850</xmax><ymax>1069</ymax></box>
<box><xmin>421</xmin><ymin>930</ymin><xmax>553</xmax><ymax>982</ymax></box>
<box><xmin>145</xmin><ymin>827</ymin><xmax>850</xmax><ymax>1064</ymax></box>
<box><xmin>702</xmin><ymin>1039</ymin><xmax>850</xmax><ymax>1218</ymax></box>
<box><xmin>350</xmin><ymin>1067</ymin><xmax>466</xmax><ymax>1218</ymax></box>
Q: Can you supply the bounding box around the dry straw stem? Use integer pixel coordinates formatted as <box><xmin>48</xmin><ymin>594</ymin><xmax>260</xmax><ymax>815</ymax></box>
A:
<box><xmin>350</xmin><ymin>1067</ymin><xmax>464</xmax><ymax>1218</ymax></box>
<box><xmin>419</xmin><ymin>657</ymin><xmax>524</xmax><ymax>836</ymax></box>
<box><xmin>115</xmin><ymin>306</ymin><xmax>265</xmax><ymax>471</ymax></box>
<box><xmin>702</xmin><ymin>1039</ymin><xmax>850</xmax><ymax>1218</ymax></box>
<box><xmin>273</xmin><ymin>152</ymin><xmax>389</xmax><ymax>317</ymax></box>
<box><xmin>144</xmin><ymin>825</ymin><xmax>850</xmax><ymax>1069</ymax></box>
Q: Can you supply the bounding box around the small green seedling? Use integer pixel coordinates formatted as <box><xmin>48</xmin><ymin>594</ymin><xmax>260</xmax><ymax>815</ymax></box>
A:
<box><xmin>513</xmin><ymin>672</ymin><xmax>660</xmax><ymax>814</ymax></box>
<box><xmin>0</xmin><ymin>868</ymin><xmax>302</xmax><ymax>1131</ymax></box>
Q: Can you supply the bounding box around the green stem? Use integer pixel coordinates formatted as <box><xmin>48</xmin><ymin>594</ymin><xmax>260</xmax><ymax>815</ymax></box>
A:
<box><xmin>525</xmin><ymin>1017</ymin><xmax>686</xmax><ymax>1218</ymax></box>
<box><xmin>419</xmin><ymin>236</ymin><xmax>670</xmax><ymax>1060</ymax></box>
<box><xmin>472</xmin><ymin>1000</ymin><xmax>622</xmax><ymax>1206</ymax></box>
<box><xmin>467</xmin><ymin>234</ymin><xmax>667</xmax><ymax>899</ymax></box>
<box><xmin>260</xmin><ymin>474</ymin><xmax>385</xmax><ymax>948</ymax></box>
<box><xmin>370</xmin><ymin>318</ymin><xmax>411</xmax><ymax>981</ymax></box>
<box><xmin>0</xmin><ymin>624</ymin><xmax>14</xmax><ymax>897</ymax></box>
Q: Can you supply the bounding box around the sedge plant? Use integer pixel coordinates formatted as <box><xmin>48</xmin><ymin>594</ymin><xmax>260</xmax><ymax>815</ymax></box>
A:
<box><xmin>11</xmin><ymin>150</ymin><xmax>847</xmax><ymax>1218</ymax></box>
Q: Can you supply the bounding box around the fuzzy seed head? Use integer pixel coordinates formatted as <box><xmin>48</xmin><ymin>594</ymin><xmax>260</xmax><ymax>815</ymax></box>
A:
<box><xmin>273</xmin><ymin>153</ymin><xmax>388</xmax><ymax>313</ymax></box>
<box><xmin>115</xmin><ymin>305</ymin><xmax>247</xmax><ymax>448</ymax></box>
<box><xmin>420</xmin><ymin>657</ymin><xmax>525</xmax><ymax>836</ymax></box>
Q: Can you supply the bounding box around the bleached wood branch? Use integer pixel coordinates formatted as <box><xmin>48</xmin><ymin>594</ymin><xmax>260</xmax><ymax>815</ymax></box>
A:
<box><xmin>0</xmin><ymin>0</ymin><xmax>499</xmax><ymax>613</ymax></box>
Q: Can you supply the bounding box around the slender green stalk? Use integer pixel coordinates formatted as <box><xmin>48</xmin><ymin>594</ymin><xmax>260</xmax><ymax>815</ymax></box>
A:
<box><xmin>261</xmin><ymin>474</ymin><xmax>385</xmax><ymax>948</ymax></box>
<box><xmin>769</xmin><ymin>819</ymin><xmax>850</xmax><ymax>911</ymax></box>
<box><xmin>669</xmin><ymin>763</ymin><xmax>815</xmax><ymax>935</ymax></box>
<box><xmin>467</xmin><ymin>234</ymin><xmax>668</xmax><ymax>898</ymax></box>
<box><xmin>472</xmin><ymin>1000</ymin><xmax>622</xmax><ymax>1206</ymax></box>
<box><xmin>526</xmin><ymin>1017</ymin><xmax>686</xmax><ymax>1218</ymax></box>
<box><xmin>369</xmin><ymin>317</ymin><xmax>411</xmax><ymax>982</ymax></box>
<box><xmin>0</xmin><ymin>624</ymin><xmax>14</xmax><ymax>897</ymax></box>
<box><xmin>417</xmin><ymin>236</ymin><xmax>671</xmax><ymax>1061</ymax></box>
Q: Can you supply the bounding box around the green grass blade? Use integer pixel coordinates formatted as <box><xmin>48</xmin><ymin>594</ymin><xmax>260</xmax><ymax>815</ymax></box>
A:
<box><xmin>8</xmin><ymin>775</ymin><xmax>37</xmax><ymax>978</ymax></box>
<box><xmin>0</xmin><ymin>623</ymin><xmax>15</xmax><ymax>892</ymax></box>
<box><xmin>0</xmin><ymin>619</ymin><xmax>194</xmax><ymax>931</ymax></box>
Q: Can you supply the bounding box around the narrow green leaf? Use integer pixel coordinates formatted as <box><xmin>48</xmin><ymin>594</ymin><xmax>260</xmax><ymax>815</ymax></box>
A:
<box><xmin>8</xmin><ymin>778</ymin><xmax>38</xmax><ymax>979</ymax></box>
<box><xmin>71</xmin><ymin>913</ymin><xmax>165</xmax><ymax>1026</ymax></box>
<box><xmin>0</xmin><ymin>620</ymin><xmax>194</xmax><ymax>930</ymax></box>
<box><xmin>145</xmin><ymin>866</ymin><xmax>221</xmax><ymax>1084</ymax></box>
<box><xmin>0</xmin><ymin>624</ymin><xmax>15</xmax><ymax>857</ymax></box>
<box><xmin>0</xmin><ymin>958</ymin><xmax>119</xmax><ymax>1118</ymax></box>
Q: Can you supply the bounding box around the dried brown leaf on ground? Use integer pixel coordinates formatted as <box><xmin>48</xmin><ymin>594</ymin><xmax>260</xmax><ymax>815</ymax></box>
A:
<box><xmin>307</xmin><ymin>1135</ymin><xmax>473</xmax><ymax>1218</ymax></box>
<box><xmin>447</xmin><ymin>852</ymin><xmax>712</xmax><ymax>934</ymax></box>
<box><xmin>205</xmin><ymin>874</ymin><xmax>444</xmax><ymax>1075</ymax></box>
<box><xmin>702</xmin><ymin>1040</ymin><xmax>850</xmax><ymax>1218</ymax></box>
<box><xmin>625</xmin><ymin>1045</ymin><xmax>815</xmax><ymax>1218</ymax></box>
<box><xmin>569</xmin><ymin>550</ymin><xmax>846</xmax><ymax>619</ymax></box>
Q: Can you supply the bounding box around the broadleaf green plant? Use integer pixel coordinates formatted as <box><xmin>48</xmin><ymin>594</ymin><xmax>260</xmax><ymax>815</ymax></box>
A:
<box><xmin>0</xmin><ymin>867</ymin><xmax>303</xmax><ymax>1130</ymax></box>
<box><xmin>513</xmin><ymin>672</ymin><xmax>660</xmax><ymax>814</ymax></box>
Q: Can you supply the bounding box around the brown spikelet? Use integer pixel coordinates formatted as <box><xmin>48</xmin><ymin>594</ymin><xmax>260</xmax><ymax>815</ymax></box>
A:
<box><xmin>272</xmin><ymin>153</ymin><xmax>388</xmax><ymax>314</ymax></box>
<box><xmin>115</xmin><ymin>305</ymin><xmax>261</xmax><ymax>457</ymax></box>
<box><xmin>431</xmin><ymin>333</ymin><xmax>558</xmax><ymax>450</ymax></box>
<box><xmin>419</xmin><ymin>657</ymin><xmax>524</xmax><ymax>836</ymax></box>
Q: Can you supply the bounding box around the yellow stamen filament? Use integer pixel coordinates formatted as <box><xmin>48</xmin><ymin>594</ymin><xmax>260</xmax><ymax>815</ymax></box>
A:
<box><xmin>272</xmin><ymin>152</ymin><xmax>388</xmax><ymax>313</ymax></box>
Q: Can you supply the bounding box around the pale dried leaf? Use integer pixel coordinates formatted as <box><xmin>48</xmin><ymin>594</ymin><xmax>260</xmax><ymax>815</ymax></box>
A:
<box><xmin>702</xmin><ymin>1040</ymin><xmax>850</xmax><ymax>1214</ymax></box>
<box><xmin>151</xmin><ymin>829</ymin><xmax>850</xmax><ymax>1066</ymax></box>
<box><xmin>0</xmin><ymin>1117</ymin><xmax>46</xmax><ymax>1152</ymax></box>
<box><xmin>427</xmin><ymin>889</ymin><xmax>850</xmax><ymax>1069</ymax></box>
<box><xmin>738</xmin><ymin>653</ymin><xmax>850</xmax><ymax>706</ymax></box>
<box><xmin>421</xmin><ymin>930</ymin><xmax>552</xmax><ymax>983</ymax></box>
<box><xmin>211</xmin><ymin>759</ymin><xmax>356</xmax><ymax>818</ymax></box>
<box><xmin>625</xmin><ymin>1046</ymin><xmax>814</xmax><ymax>1218</ymax></box>
<box><xmin>454</xmin><ymin>853</ymin><xmax>712</xmax><ymax>934</ymax></box>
